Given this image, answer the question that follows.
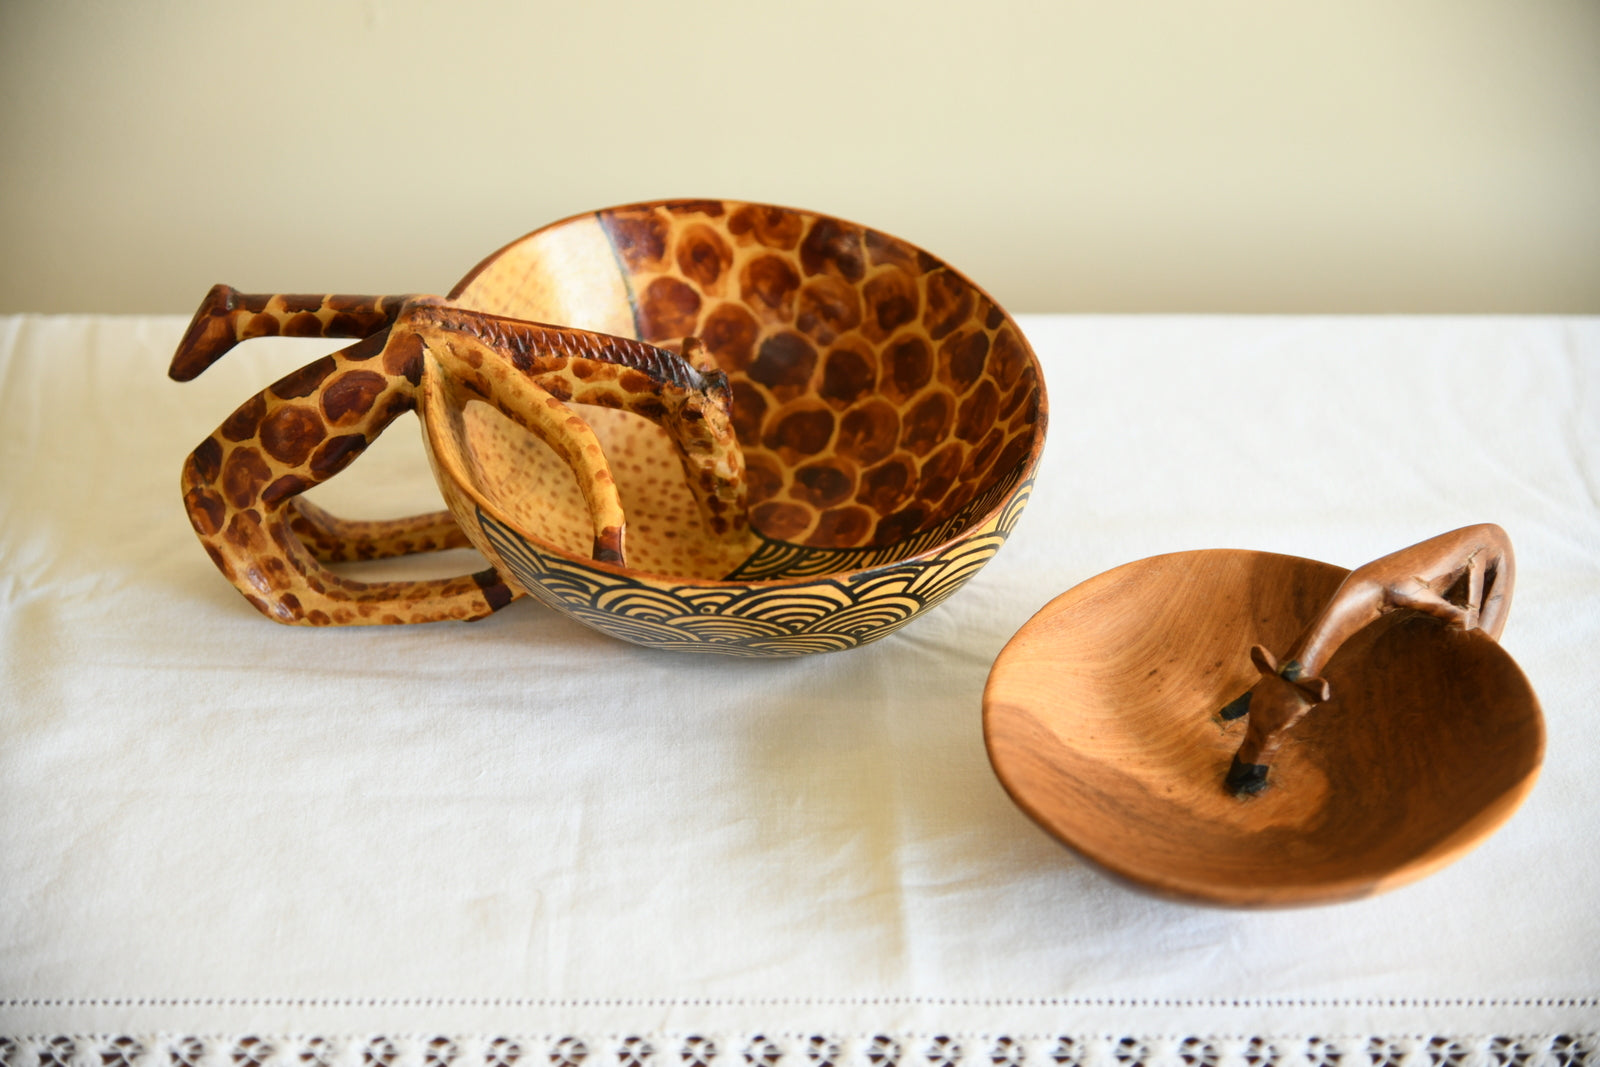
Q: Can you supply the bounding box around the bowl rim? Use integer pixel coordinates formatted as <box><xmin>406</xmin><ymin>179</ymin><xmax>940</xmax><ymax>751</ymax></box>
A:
<box><xmin>424</xmin><ymin>197</ymin><xmax>1050</xmax><ymax>591</ymax></box>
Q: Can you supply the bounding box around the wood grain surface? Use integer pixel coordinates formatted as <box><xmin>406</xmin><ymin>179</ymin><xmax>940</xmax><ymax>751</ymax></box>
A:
<box><xmin>982</xmin><ymin>549</ymin><xmax>1544</xmax><ymax>907</ymax></box>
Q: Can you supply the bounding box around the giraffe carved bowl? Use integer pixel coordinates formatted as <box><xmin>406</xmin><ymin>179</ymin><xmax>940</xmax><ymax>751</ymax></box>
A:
<box><xmin>171</xmin><ymin>200</ymin><xmax>1048</xmax><ymax>656</ymax></box>
<box><xmin>982</xmin><ymin>528</ymin><xmax>1544</xmax><ymax>906</ymax></box>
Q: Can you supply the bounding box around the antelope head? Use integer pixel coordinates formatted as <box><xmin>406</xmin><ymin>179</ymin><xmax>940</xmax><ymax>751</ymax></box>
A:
<box><xmin>1219</xmin><ymin>645</ymin><xmax>1332</xmax><ymax>796</ymax></box>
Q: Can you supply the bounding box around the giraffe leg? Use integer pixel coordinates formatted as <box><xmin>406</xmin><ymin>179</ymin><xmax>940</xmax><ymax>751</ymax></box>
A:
<box><xmin>169</xmin><ymin>284</ymin><xmax>414</xmax><ymax>382</ymax></box>
<box><xmin>288</xmin><ymin>497</ymin><xmax>471</xmax><ymax>563</ymax></box>
<box><xmin>413</xmin><ymin>306</ymin><xmax>749</xmax><ymax>540</ymax></box>
<box><xmin>419</xmin><ymin>332</ymin><xmax>630</xmax><ymax>563</ymax></box>
<box><xmin>1389</xmin><ymin>583</ymin><xmax>1473</xmax><ymax>628</ymax></box>
<box><xmin>1475</xmin><ymin>545</ymin><xmax>1515</xmax><ymax>641</ymax></box>
<box><xmin>175</xmin><ymin>287</ymin><xmax>471</xmax><ymax>573</ymax></box>
<box><xmin>178</xmin><ymin>325</ymin><xmax>519</xmax><ymax>625</ymax></box>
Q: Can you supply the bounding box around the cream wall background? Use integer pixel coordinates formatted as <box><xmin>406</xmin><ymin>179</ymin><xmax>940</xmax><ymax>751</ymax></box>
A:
<box><xmin>1</xmin><ymin>0</ymin><xmax>1596</xmax><ymax>314</ymax></box>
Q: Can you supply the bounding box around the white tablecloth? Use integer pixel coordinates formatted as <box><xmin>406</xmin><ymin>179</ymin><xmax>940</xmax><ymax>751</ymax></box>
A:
<box><xmin>2</xmin><ymin>315</ymin><xmax>1596</xmax><ymax>1058</ymax></box>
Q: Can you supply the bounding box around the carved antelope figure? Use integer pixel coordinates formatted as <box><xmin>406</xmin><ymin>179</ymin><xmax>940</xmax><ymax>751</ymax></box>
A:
<box><xmin>1218</xmin><ymin>524</ymin><xmax>1514</xmax><ymax>796</ymax></box>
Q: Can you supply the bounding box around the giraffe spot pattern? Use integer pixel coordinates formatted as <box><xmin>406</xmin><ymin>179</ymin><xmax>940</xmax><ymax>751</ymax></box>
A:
<box><xmin>861</xmin><ymin>268</ymin><xmax>920</xmax><ymax>342</ymax></box>
<box><xmin>740</xmin><ymin>255</ymin><xmax>801</xmax><ymax>323</ymax></box>
<box><xmin>730</xmin><ymin>383</ymin><xmax>769</xmax><ymax>445</ymax></box>
<box><xmin>916</xmin><ymin>444</ymin><xmax>965</xmax><ymax>505</ymax></box>
<box><xmin>727</xmin><ymin>204</ymin><xmax>802</xmax><ymax>249</ymax></box>
<box><xmin>271</xmin><ymin>356</ymin><xmax>337</xmax><ymax>400</ymax></box>
<box><xmin>940</xmin><ymin>329</ymin><xmax>990</xmax><ymax>394</ymax></box>
<box><xmin>260</xmin><ymin>405</ymin><xmax>326</xmax><ymax>466</ymax></box>
<box><xmin>192</xmin><ymin>436</ymin><xmax>223</xmax><ymax>484</ymax></box>
<box><xmin>175</xmin><ymin>200</ymin><xmax>1042</xmax><ymax>645</ymax></box>
<box><xmin>675</xmin><ymin>224</ymin><xmax>733</xmax><ymax>291</ymax></box>
<box><xmin>284</xmin><ymin>312</ymin><xmax>323</xmax><ymax>337</ymax></box>
<box><xmin>764</xmin><ymin>405</ymin><xmax>835</xmax><ymax>462</ymax></box>
<box><xmin>800</xmin><ymin>218</ymin><xmax>867</xmax><ymax>282</ymax></box>
<box><xmin>858</xmin><ymin>455</ymin><xmax>917</xmax><ymax>514</ymax></box>
<box><xmin>956</xmin><ymin>380</ymin><xmax>1001</xmax><ymax>443</ymax></box>
<box><xmin>343</xmin><ymin>328</ymin><xmax>391</xmax><ymax>363</ymax></box>
<box><xmin>796</xmin><ymin>276</ymin><xmax>863</xmax><ymax>344</ymax></box>
<box><xmin>242</xmin><ymin>313</ymin><xmax>280</xmax><ymax>340</ymax></box>
<box><xmin>279</xmin><ymin>294</ymin><xmax>327</xmax><ymax>314</ymax></box>
<box><xmin>747</xmin><ymin>332</ymin><xmax>817</xmax><ymax>396</ymax></box>
<box><xmin>310</xmin><ymin>433</ymin><xmax>368</xmax><ymax>478</ymax></box>
<box><xmin>884</xmin><ymin>337</ymin><xmax>932</xmax><ymax>402</ymax></box>
<box><xmin>837</xmin><ymin>400</ymin><xmax>900</xmax><ymax>466</ymax></box>
<box><xmin>699</xmin><ymin>303</ymin><xmax>760</xmax><ymax>370</ymax></box>
<box><xmin>221</xmin><ymin>447</ymin><xmax>272</xmax><ymax>509</ymax></box>
<box><xmin>595</xmin><ymin>203</ymin><xmax>1044</xmax><ymax>549</ymax></box>
<box><xmin>186</xmin><ymin>486</ymin><xmax>226</xmax><ymax>536</ymax></box>
<box><xmin>382</xmin><ymin>331</ymin><xmax>424</xmax><ymax>383</ymax></box>
<box><xmin>790</xmin><ymin>460</ymin><xmax>856</xmax><ymax>509</ymax></box>
<box><xmin>923</xmin><ymin>269</ymin><xmax>976</xmax><ymax>340</ymax></box>
<box><xmin>751</xmin><ymin>500</ymin><xmax>811</xmax><ymax>540</ymax></box>
<box><xmin>221</xmin><ymin>394</ymin><xmax>267</xmax><ymax>443</ymax></box>
<box><xmin>819</xmin><ymin>342</ymin><xmax>876</xmax><ymax>409</ymax></box>
<box><xmin>321</xmin><ymin>371</ymin><xmax>389</xmax><ymax>423</ymax></box>
<box><xmin>815</xmin><ymin>504</ymin><xmax>873</xmax><ymax>543</ymax></box>
<box><xmin>607</xmin><ymin>212</ymin><xmax>670</xmax><ymax>271</ymax></box>
<box><xmin>638</xmin><ymin>277</ymin><xmax>702</xmax><ymax>340</ymax></box>
<box><xmin>262</xmin><ymin>473</ymin><xmax>311</xmax><ymax>507</ymax></box>
<box><xmin>902</xmin><ymin>392</ymin><xmax>955</xmax><ymax>456</ymax></box>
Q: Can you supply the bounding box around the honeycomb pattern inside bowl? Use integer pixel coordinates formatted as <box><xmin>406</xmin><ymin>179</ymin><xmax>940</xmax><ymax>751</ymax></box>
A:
<box><xmin>445</xmin><ymin>200</ymin><xmax>1045</xmax><ymax>580</ymax></box>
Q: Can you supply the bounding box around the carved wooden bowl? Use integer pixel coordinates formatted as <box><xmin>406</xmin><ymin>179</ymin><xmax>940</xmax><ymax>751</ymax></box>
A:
<box><xmin>425</xmin><ymin>200</ymin><xmax>1047</xmax><ymax>655</ymax></box>
<box><xmin>983</xmin><ymin>549</ymin><xmax>1544</xmax><ymax>906</ymax></box>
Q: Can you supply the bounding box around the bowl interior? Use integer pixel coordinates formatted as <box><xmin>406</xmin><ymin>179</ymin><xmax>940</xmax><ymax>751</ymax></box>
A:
<box><xmin>439</xmin><ymin>200</ymin><xmax>1044</xmax><ymax>580</ymax></box>
<box><xmin>983</xmin><ymin>549</ymin><xmax>1544</xmax><ymax>906</ymax></box>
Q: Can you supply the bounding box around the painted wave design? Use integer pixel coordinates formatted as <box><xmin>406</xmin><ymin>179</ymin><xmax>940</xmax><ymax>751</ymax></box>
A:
<box><xmin>725</xmin><ymin>460</ymin><xmax>1028</xmax><ymax>581</ymax></box>
<box><xmin>478</xmin><ymin>476</ymin><xmax>1031</xmax><ymax>656</ymax></box>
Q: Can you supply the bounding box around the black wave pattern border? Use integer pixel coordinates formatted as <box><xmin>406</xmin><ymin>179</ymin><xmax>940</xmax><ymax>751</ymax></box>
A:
<box><xmin>478</xmin><ymin>479</ymin><xmax>1033</xmax><ymax>657</ymax></box>
<box><xmin>725</xmin><ymin>458</ymin><xmax>1029</xmax><ymax>581</ymax></box>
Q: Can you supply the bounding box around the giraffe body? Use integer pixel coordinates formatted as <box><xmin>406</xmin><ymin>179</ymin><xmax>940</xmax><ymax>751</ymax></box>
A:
<box><xmin>175</xmin><ymin>296</ymin><xmax>745</xmax><ymax>625</ymax></box>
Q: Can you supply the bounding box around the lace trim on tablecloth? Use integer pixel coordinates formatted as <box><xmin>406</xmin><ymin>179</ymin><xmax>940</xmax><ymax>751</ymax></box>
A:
<box><xmin>0</xmin><ymin>1032</ymin><xmax>1594</xmax><ymax>1067</ymax></box>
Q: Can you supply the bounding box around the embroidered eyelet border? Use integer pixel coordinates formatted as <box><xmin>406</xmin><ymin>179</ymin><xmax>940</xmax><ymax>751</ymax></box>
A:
<box><xmin>0</xmin><ymin>1025</ymin><xmax>1595</xmax><ymax>1067</ymax></box>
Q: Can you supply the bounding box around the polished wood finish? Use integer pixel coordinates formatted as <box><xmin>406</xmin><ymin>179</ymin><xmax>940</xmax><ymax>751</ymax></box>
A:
<box><xmin>169</xmin><ymin>201</ymin><xmax>1048</xmax><ymax>652</ymax></box>
<box><xmin>1222</xmin><ymin>524</ymin><xmax>1515</xmax><ymax>795</ymax></box>
<box><xmin>171</xmin><ymin>297</ymin><xmax>741</xmax><ymax>626</ymax></box>
<box><xmin>983</xmin><ymin>539</ymin><xmax>1543</xmax><ymax>907</ymax></box>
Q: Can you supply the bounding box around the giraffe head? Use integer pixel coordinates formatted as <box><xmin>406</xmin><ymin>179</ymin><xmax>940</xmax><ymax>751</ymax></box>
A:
<box><xmin>1219</xmin><ymin>644</ymin><xmax>1332</xmax><ymax>796</ymax></box>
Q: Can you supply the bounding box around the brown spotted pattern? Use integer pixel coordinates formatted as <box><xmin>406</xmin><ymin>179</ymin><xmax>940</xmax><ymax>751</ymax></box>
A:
<box><xmin>173</xmin><ymin>201</ymin><xmax>1047</xmax><ymax>647</ymax></box>
<box><xmin>174</xmin><ymin>322</ymin><xmax>510</xmax><ymax>626</ymax></box>
<box><xmin>170</xmin><ymin>285</ymin><xmax>408</xmax><ymax>382</ymax></box>
<box><xmin>172</xmin><ymin>298</ymin><xmax>746</xmax><ymax>625</ymax></box>
<box><xmin>597</xmin><ymin>201</ymin><xmax>1043</xmax><ymax>551</ymax></box>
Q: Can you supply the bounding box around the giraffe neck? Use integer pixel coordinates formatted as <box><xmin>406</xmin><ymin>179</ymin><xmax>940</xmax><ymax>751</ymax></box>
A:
<box><xmin>413</xmin><ymin>305</ymin><xmax>717</xmax><ymax>395</ymax></box>
<box><xmin>1282</xmin><ymin>581</ymin><xmax>1387</xmax><ymax>679</ymax></box>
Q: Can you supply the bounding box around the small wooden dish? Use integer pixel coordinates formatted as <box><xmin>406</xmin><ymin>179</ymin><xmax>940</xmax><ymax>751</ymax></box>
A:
<box><xmin>982</xmin><ymin>543</ymin><xmax>1544</xmax><ymax>907</ymax></box>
